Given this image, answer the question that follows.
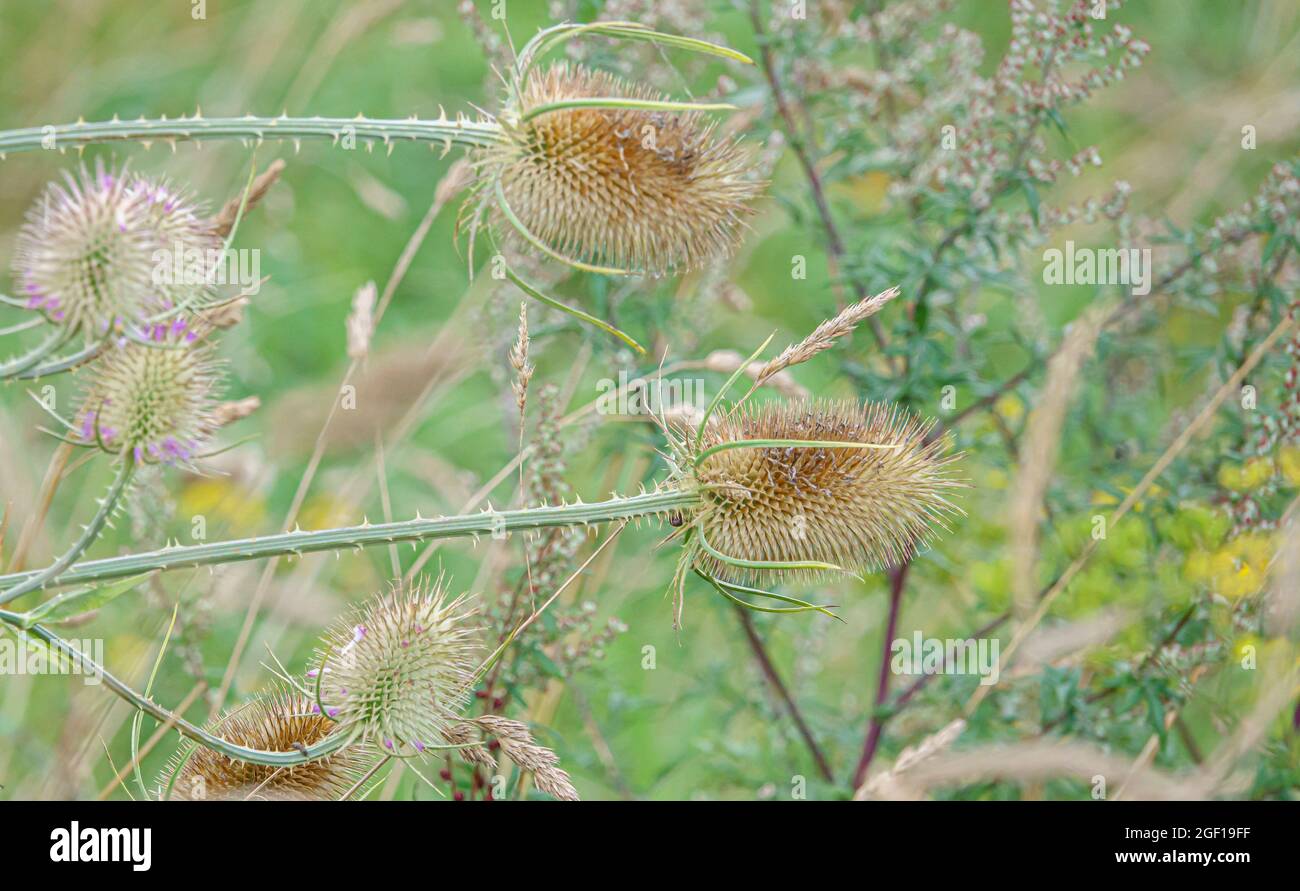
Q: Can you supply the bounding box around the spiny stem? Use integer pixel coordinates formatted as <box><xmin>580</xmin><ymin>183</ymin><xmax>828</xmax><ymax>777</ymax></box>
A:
<box><xmin>0</xmin><ymin>458</ymin><xmax>134</xmax><ymax>606</ymax></box>
<box><xmin>0</xmin><ymin>327</ymin><xmax>69</xmax><ymax>379</ymax></box>
<box><xmin>0</xmin><ymin>114</ymin><xmax>504</xmax><ymax>157</ymax></box>
<box><xmin>0</xmin><ymin>617</ymin><xmax>348</xmax><ymax>768</ymax></box>
<box><xmin>11</xmin><ymin>338</ymin><xmax>106</xmax><ymax>380</ymax></box>
<box><xmin>0</xmin><ymin>488</ymin><xmax>700</xmax><ymax>593</ymax></box>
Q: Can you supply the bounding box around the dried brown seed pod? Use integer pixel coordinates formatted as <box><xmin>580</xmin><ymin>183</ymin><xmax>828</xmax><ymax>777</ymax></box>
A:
<box><xmin>687</xmin><ymin>399</ymin><xmax>964</xmax><ymax>585</ymax></box>
<box><xmin>159</xmin><ymin>688</ymin><xmax>368</xmax><ymax>801</ymax></box>
<box><xmin>472</xmin><ymin>63</ymin><xmax>761</xmax><ymax>276</ymax></box>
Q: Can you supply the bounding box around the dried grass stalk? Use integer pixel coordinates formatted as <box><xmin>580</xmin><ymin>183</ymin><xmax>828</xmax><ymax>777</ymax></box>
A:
<box><xmin>752</xmin><ymin>286</ymin><xmax>900</xmax><ymax>387</ymax></box>
<box><xmin>474</xmin><ymin>715</ymin><xmax>579</xmax><ymax>801</ymax></box>
<box><xmin>211</xmin><ymin>396</ymin><xmax>261</xmax><ymax>429</ymax></box>
<box><xmin>510</xmin><ymin>302</ymin><xmax>533</xmax><ymax>417</ymax></box>
<box><xmin>855</xmin><ymin>718</ymin><xmax>967</xmax><ymax>801</ymax></box>
<box><xmin>1010</xmin><ymin>302</ymin><xmax>1108</xmax><ymax>617</ymax></box>
<box><xmin>870</xmin><ymin>739</ymin><xmax>1193</xmax><ymax>801</ymax></box>
<box><xmin>1014</xmin><ymin>608</ymin><xmax>1134</xmax><ymax>674</ymax></box>
<box><xmin>209</xmin><ymin>159</ymin><xmax>286</xmax><ymax>238</ymax></box>
<box><xmin>346</xmin><ymin>281</ymin><xmax>378</xmax><ymax>360</ymax></box>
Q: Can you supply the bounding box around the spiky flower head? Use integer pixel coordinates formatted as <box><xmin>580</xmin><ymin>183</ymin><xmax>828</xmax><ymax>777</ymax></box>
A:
<box><xmin>75</xmin><ymin>319</ymin><xmax>222</xmax><ymax>466</ymax></box>
<box><xmin>159</xmin><ymin>688</ymin><xmax>369</xmax><ymax>801</ymax></box>
<box><xmin>471</xmin><ymin>63</ymin><xmax>760</xmax><ymax>277</ymax></box>
<box><xmin>12</xmin><ymin>161</ymin><xmax>221</xmax><ymax>338</ymax></box>
<box><xmin>314</xmin><ymin>579</ymin><xmax>480</xmax><ymax>755</ymax></box>
<box><xmin>685</xmin><ymin>399</ymin><xmax>964</xmax><ymax>585</ymax></box>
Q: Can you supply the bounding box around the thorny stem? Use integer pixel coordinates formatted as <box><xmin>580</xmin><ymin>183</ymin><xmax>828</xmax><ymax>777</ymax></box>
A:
<box><xmin>0</xmin><ymin>488</ymin><xmax>700</xmax><ymax>593</ymax></box>
<box><xmin>0</xmin><ymin>458</ymin><xmax>134</xmax><ymax>606</ymax></box>
<box><xmin>0</xmin><ymin>114</ymin><xmax>503</xmax><ymax>157</ymax></box>
<box><xmin>0</xmin><ymin>327</ymin><xmax>70</xmax><ymax>379</ymax></box>
<box><xmin>0</xmin><ymin>618</ymin><xmax>349</xmax><ymax>768</ymax></box>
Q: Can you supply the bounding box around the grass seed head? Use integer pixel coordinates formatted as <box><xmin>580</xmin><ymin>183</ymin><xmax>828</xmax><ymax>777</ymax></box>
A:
<box><xmin>160</xmin><ymin>688</ymin><xmax>368</xmax><ymax>801</ymax></box>
<box><xmin>476</xmin><ymin>63</ymin><xmax>761</xmax><ymax>276</ymax></box>
<box><xmin>687</xmin><ymin>399</ymin><xmax>964</xmax><ymax>584</ymax></box>
<box><xmin>77</xmin><ymin>321</ymin><xmax>222</xmax><ymax>465</ymax></box>
<box><xmin>315</xmin><ymin>579</ymin><xmax>480</xmax><ymax>754</ymax></box>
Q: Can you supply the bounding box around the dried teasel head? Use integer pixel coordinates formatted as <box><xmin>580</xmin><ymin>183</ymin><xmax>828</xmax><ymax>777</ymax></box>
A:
<box><xmin>160</xmin><ymin>688</ymin><xmax>369</xmax><ymax>801</ymax></box>
<box><xmin>313</xmin><ymin>578</ymin><xmax>480</xmax><ymax>755</ymax></box>
<box><xmin>13</xmin><ymin>162</ymin><xmax>221</xmax><ymax>338</ymax></box>
<box><xmin>469</xmin><ymin>63</ymin><xmax>761</xmax><ymax>277</ymax></box>
<box><xmin>682</xmin><ymin>399</ymin><xmax>964</xmax><ymax>586</ymax></box>
<box><xmin>74</xmin><ymin>319</ymin><xmax>223</xmax><ymax>466</ymax></box>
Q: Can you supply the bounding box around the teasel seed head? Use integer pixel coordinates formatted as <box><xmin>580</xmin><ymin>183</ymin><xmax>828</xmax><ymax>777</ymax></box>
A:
<box><xmin>127</xmin><ymin>173</ymin><xmax>223</xmax><ymax>311</ymax></box>
<box><xmin>685</xmin><ymin>399</ymin><xmax>964</xmax><ymax>585</ymax></box>
<box><xmin>75</xmin><ymin>319</ymin><xmax>222</xmax><ymax>466</ymax></box>
<box><xmin>314</xmin><ymin>578</ymin><xmax>480</xmax><ymax>754</ymax></box>
<box><xmin>472</xmin><ymin>63</ymin><xmax>760</xmax><ymax>276</ymax></box>
<box><xmin>160</xmin><ymin>688</ymin><xmax>369</xmax><ymax>801</ymax></box>
<box><xmin>12</xmin><ymin>162</ymin><xmax>221</xmax><ymax>338</ymax></box>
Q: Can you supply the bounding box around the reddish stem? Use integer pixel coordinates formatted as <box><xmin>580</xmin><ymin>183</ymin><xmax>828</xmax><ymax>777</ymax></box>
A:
<box><xmin>851</xmin><ymin>560</ymin><xmax>909</xmax><ymax>788</ymax></box>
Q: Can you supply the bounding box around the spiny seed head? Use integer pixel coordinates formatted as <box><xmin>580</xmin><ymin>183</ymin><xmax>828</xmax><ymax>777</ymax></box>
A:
<box><xmin>13</xmin><ymin>161</ymin><xmax>220</xmax><ymax>337</ymax></box>
<box><xmin>76</xmin><ymin>320</ymin><xmax>222</xmax><ymax>465</ymax></box>
<box><xmin>687</xmin><ymin>400</ymin><xmax>964</xmax><ymax>585</ymax></box>
<box><xmin>315</xmin><ymin>579</ymin><xmax>480</xmax><ymax>754</ymax></box>
<box><xmin>160</xmin><ymin>688</ymin><xmax>369</xmax><ymax>801</ymax></box>
<box><xmin>474</xmin><ymin>63</ymin><xmax>760</xmax><ymax>276</ymax></box>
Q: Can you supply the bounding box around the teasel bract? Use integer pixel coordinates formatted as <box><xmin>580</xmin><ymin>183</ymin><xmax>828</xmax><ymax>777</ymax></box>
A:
<box><xmin>660</xmin><ymin>382</ymin><xmax>964</xmax><ymax>621</ymax></box>
<box><xmin>459</xmin><ymin>22</ymin><xmax>763</xmax><ymax>352</ymax></box>
<box><xmin>312</xmin><ymin>578</ymin><xmax>480</xmax><ymax>756</ymax></box>
<box><xmin>159</xmin><ymin>687</ymin><xmax>370</xmax><ymax>801</ymax></box>
<box><xmin>470</xmin><ymin>62</ymin><xmax>760</xmax><ymax>278</ymax></box>
<box><xmin>11</xmin><ymin>161</ymin><xmax>221</xmax><ymax>341</ymax></box>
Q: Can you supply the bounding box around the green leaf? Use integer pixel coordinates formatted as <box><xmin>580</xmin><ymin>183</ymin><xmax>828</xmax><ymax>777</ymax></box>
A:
<box><xmin>17</xmin><ymin>573</ymin><xmax>153</xmax><ymax>627</ymax></box>
<box><xmin>1021</xmin><ymin>178</ymin><xmax>1041</xmax><ymax>226</ymax></box>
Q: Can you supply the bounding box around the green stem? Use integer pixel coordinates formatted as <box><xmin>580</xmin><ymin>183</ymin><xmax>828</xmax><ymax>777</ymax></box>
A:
<box><xmin>0</xmin><ymin>115</ymin><xmax>503</xmax><ymax>156</ymax></box>
<box><xmin>0</xmin><ymin>458</ymin><xmax>134</xmax><ymax>606</ymax></box>
<box><xmin>13</xmin><ymin>339</ymin><xmax>106</xmax><ymax>380</ymax></box>
<box><xmin>0</xmin><ymin>327</ymin><xmax>69</xmax><ymax>379</ymax></box>
<box><xmin>0</xmin><ymin>488</ymin><xmax>699</xmax><ymax>593</ymax></box>
<box><xmin>0</xmin><ymin>617</ymin><xmax>349</xmax><ymax>769</ymax></box>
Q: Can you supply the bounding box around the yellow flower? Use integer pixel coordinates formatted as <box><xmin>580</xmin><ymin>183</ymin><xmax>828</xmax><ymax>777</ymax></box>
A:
<box><xmin>836</xmin><ymin>170</ymin><xmax>893</xmax><ymax>214</ymax></box>
<box><xmin>1205</xmin><ymin>532</ymin><xmax>1276</xmax><ymax>600</ymax></box>
<box><xmin>1182</xmin><ymin>550</ymin><xmax>1212</xmax><ymax>583</ymax></box>
<box><xmin>1231</xmin><ymin>634</ymin><xmax>1261</xmax><ymax>664</ymax></box>
<box><xmin>178</xmin><ymin>478</ymin><xmax>266</xmax><ymax>532</ymax></box>
<box><xmin>1278</xmin><ymin>445</ymin><xmax>1300</xmax><ymax>486</ymax></box>
<box><xmin>1218</xmin><ymin>457</ymin><xmax>1273</xmax><ymax>491</ymax></box>
<box><xmin>994</xmin><ymin>393</ymin><xmax>1025</xmax><ymax>424</ymax></box>
<box><xmin>1242</xmin><ymin>456</ymin><xmax>1274</xmax><ymax>488</ymax></box>
<box><xmin>1090</xmin><ymin>483</ymin><xmax>1163</xmax><ymax>512</ymax></box>
<box><xmin>300</xmin><ymin>494</ymin><xmax>355</xmax><ymax>531</ymax></box>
